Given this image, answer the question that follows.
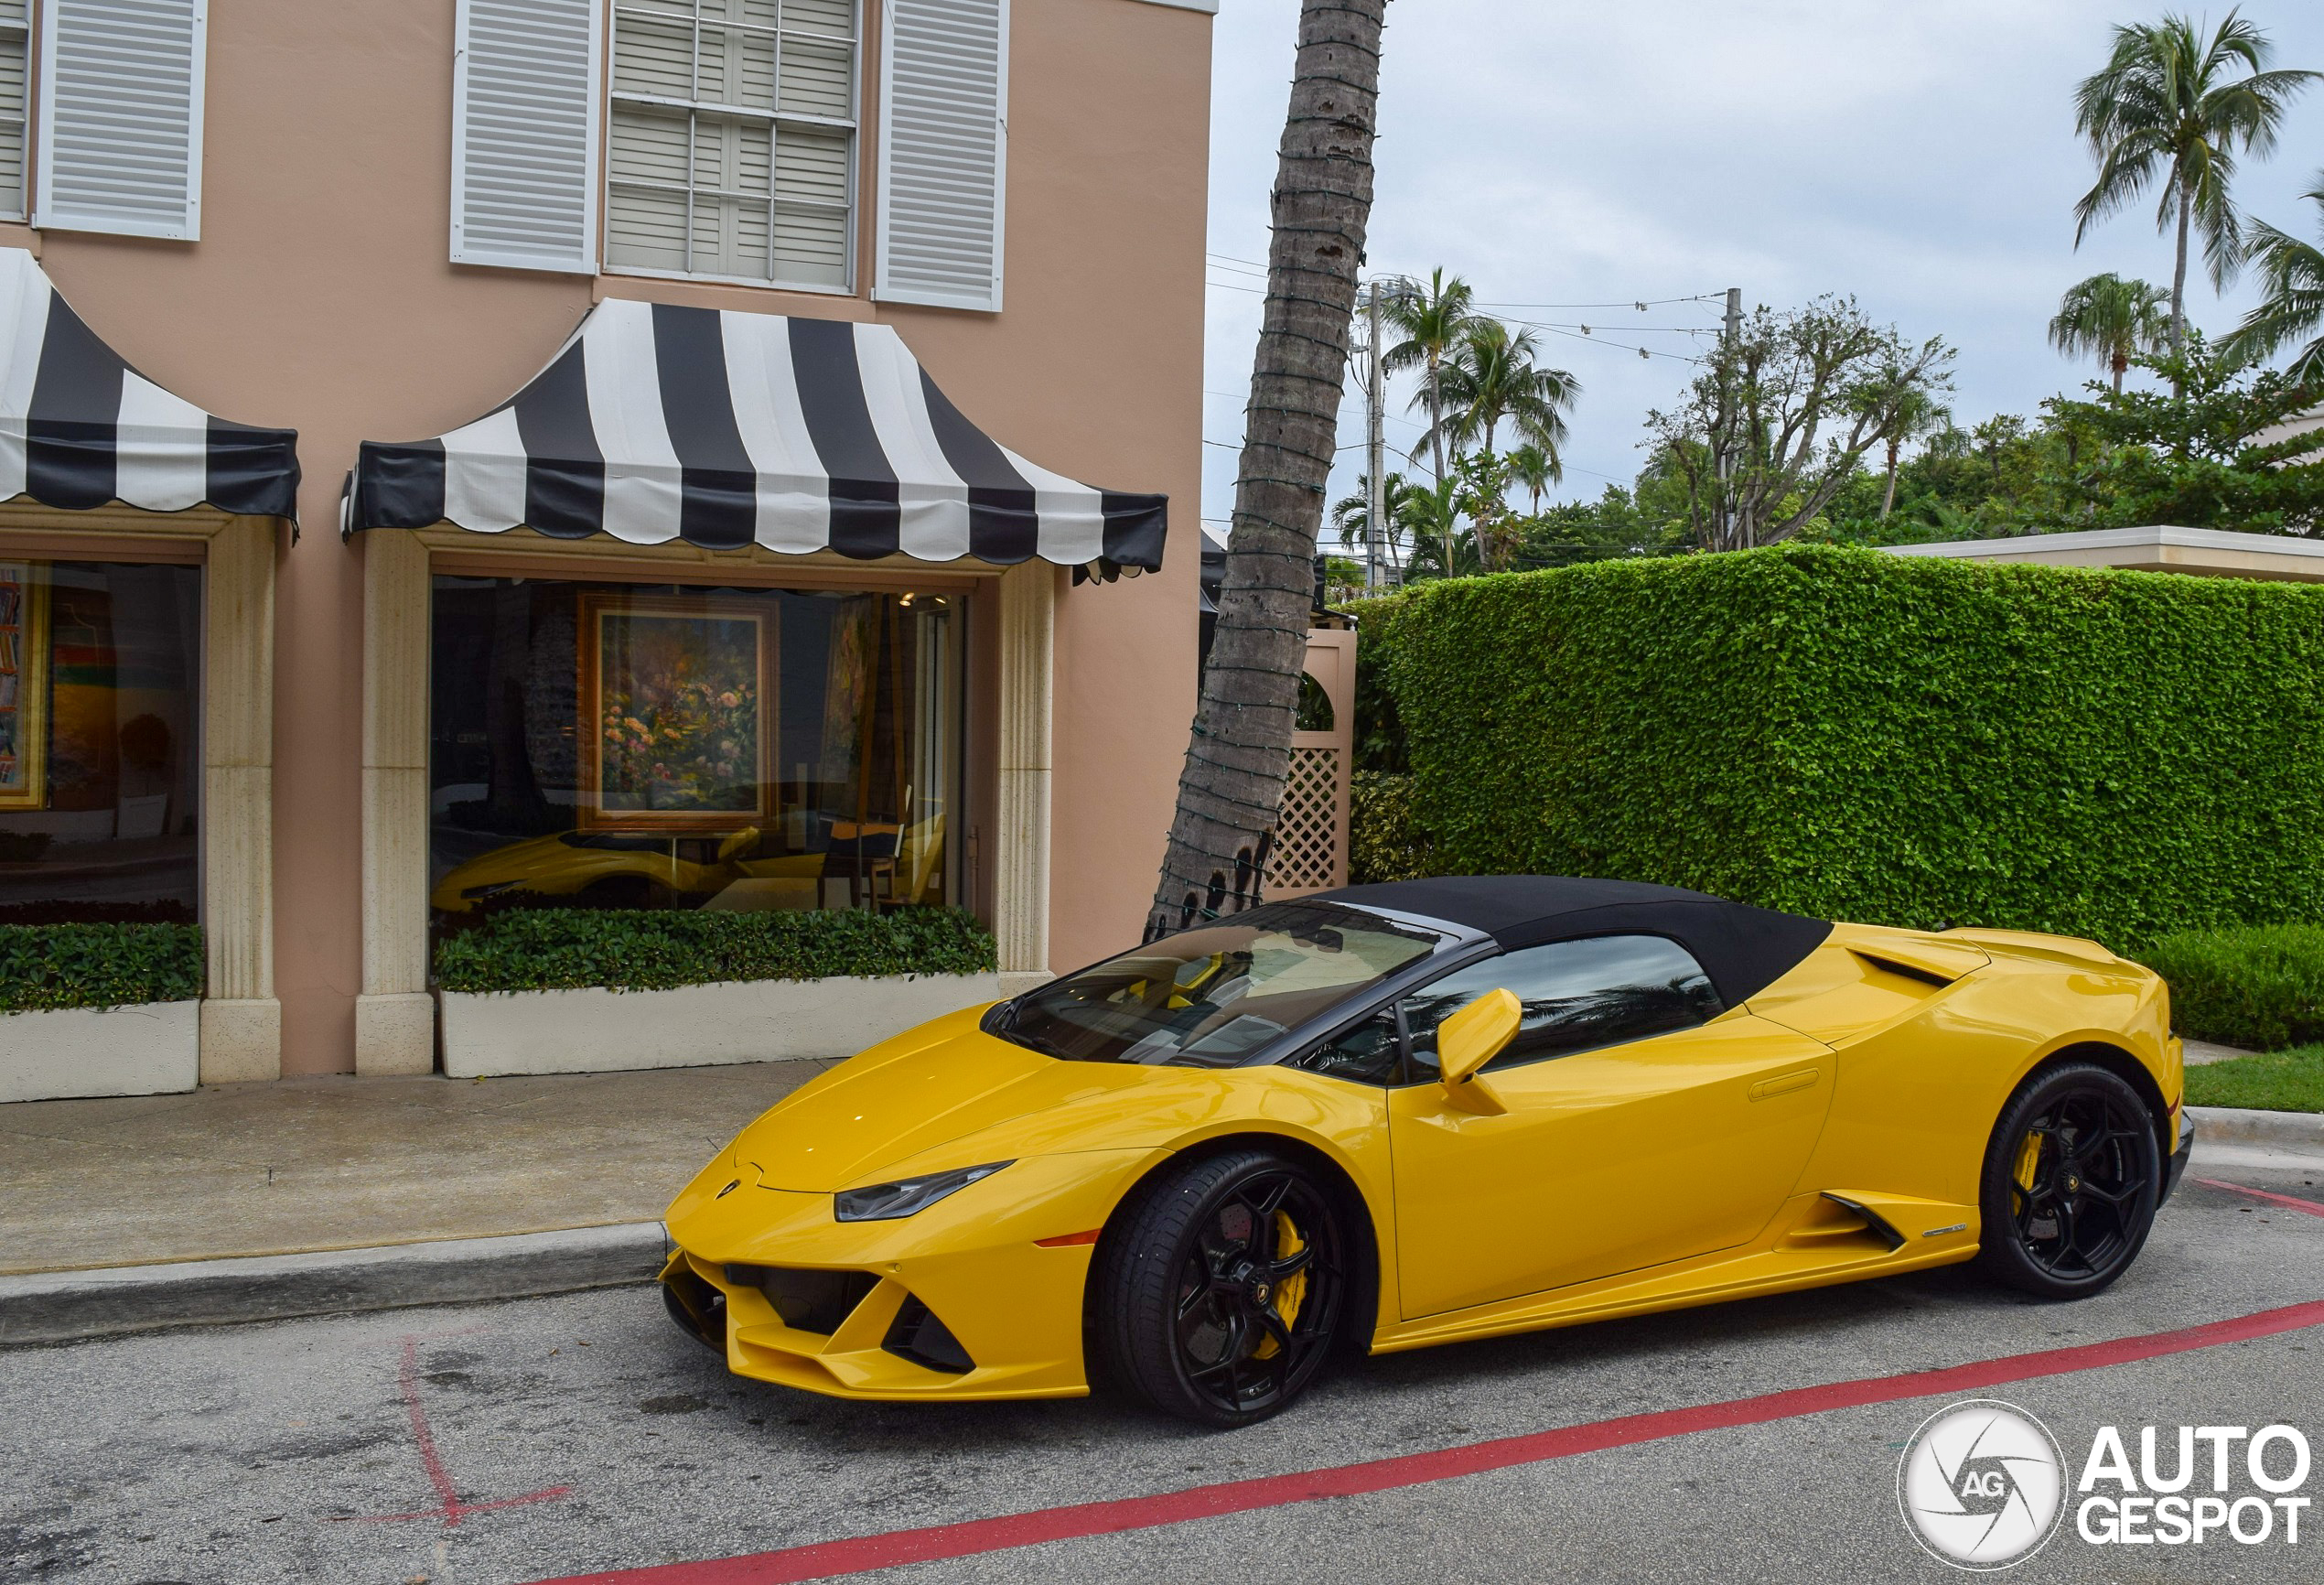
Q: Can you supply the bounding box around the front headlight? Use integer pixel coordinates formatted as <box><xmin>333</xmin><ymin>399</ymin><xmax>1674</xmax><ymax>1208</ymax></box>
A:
<box><xmin>834</xmin><ymin>1160</ymin><xmax>1013</xmax><ymax>1222</ymax></box>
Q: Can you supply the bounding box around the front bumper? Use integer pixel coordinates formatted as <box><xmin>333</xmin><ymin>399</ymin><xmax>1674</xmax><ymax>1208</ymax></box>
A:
<box><xmin>658</xmin><ymin>1147</ymin><xmax>1159</xmax><ymax>1403</ymax></box>
<box><xmin>2161</xmin><ymin>1108</ymin><xmax>2195</xmax><ymax>1205</ymax></box>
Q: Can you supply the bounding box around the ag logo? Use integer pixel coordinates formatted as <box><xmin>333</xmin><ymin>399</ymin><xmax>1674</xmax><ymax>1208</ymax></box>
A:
<box><xmin>1898</xmin><ymin>1399</ymin><xmax>2068</xmax><ymax>1569</ymax></box>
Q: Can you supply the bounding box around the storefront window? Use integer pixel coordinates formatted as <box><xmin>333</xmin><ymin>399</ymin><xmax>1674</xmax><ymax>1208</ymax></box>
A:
<box><xmin>428</xmin><ymin>577</ymin><xmax>962</xmax><ymax>931</ymax></box>
<box><xmin>0</xmin><ymin>560</ymin><xmax>202</xmax><ymax>924</ymax></box>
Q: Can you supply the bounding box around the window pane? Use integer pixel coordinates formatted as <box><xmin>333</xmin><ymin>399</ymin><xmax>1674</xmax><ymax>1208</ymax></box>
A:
<box><xmin>997</xmin><ymin>903</ymin><xmax>1443</xmax><ymax>1069</ymax></box>
<box><xmin>611</xmin><ymin>14</ymin><xmax>696</xmax><ymax>99</ymax></box>
<box><xmin>779</xmin><ymin>33</ymin><xmax>853</xmax><ymax>119</ymax></box>
<box><xmin>428</xmin><ymin>580</ymin><xmax>962</xmax><ymax>946</ymax></box>
<box><xmin>0</xmin><ymin>19</ymin><xmax>24</xmax><ymax>220</ymax></box>
<box><xmin>1402</xmin><ymin>935</ymin><xmax>1724</xmax><ymax>1081</ymax></box>
<box><xmin>781</xmin><ymin>0</ymin><xmax>854</xmax><ymax>40</ymax></box>
<box><xmin>608</xmin><ymin>0</ymin><xmax>855</xmax><ymax>287</ymax></box>
<box><xmin>0</xmin><ymin>562</ymin><xmax>200</xmax><ymax>925</ymax></box>
<box><xmin>1294</xmin><ymin>1002</ymin><xmax>1402</xmax><ymax>1085</ymax></box>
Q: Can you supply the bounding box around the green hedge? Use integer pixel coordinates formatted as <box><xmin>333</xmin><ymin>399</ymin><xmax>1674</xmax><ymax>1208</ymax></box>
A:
<box><xmin>434</xmin><ymin>905</ymin><xmax>998</xmax><ymax>995</ymax></box>
<box><xmin>1349</xmin><ymin>771</ymin><xmax>1436</xmax><ymax>884</ymax></box>
<box><xmin>0</xmin><ymin>923</ymin><xmax>204</xmax><ymax>1012</ymax></box>
<box><xmin>1345</xmin><ymin>544</ymin><xmax>2324</xmax><ymax>946</ymax></box>
<box><xmin>2141</xmin><ymin>924</ymin><xmax>2324</xmax><ymax>1050</ymax></box>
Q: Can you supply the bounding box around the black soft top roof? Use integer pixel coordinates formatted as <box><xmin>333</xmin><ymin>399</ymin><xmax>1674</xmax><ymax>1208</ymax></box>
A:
<box><xmin>1318</xmin><ymin>875</ymin><xmax>1833</xmax><ymax>1008</ymax></box>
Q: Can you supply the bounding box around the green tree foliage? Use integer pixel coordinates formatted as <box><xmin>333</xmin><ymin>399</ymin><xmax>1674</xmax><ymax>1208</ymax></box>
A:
<box><xmin>2223</xmin><ymin>172</ymin><xmax>2324</xmax><ymax>378</ymax></box>
<box><xmin>1647</xmin><ymin>295</ymin><xmax>1954</xmax><ymax>550</ymax></box>
<box><xmin>2050</xmin><ymin>272</ymin><xmax>2170</xmax><ymax>393</ymax></box>
<box><xmin>1351</xmin><ymin>545</ymin><xmax>2324</xmax><ymax>947</ymax></box>
<box><xmin>2040</xmin><ymin>337</ymin><xmax>2324</xmax><ymax>533</ymax></box>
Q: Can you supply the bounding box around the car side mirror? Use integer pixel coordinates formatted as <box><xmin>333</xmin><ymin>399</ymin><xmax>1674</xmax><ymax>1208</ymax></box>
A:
<box><xmin>1436</xmin><ymin>988</ymin><xmax>1521</xmax><ymax>1115</ymax></box>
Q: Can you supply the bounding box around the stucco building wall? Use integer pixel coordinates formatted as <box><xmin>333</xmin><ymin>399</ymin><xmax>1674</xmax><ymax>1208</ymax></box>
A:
<box><xmin>0</xmin><ymin>0</ymin><xmax>1209</xmax><ymax>1073</ymax></box>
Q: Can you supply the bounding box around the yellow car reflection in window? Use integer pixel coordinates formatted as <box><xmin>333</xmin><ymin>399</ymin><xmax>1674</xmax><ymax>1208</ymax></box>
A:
<box><xmin>431</xmin><ymin>826</ymin><xmax>774</xmax><ymax>913</ymax></box>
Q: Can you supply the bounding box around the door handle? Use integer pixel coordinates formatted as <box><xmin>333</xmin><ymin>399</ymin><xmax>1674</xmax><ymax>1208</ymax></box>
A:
<box><xmin>1748</xmin><ymin>1067</ymin><xmax>1820</xmax><ymax>1101</ymax></box>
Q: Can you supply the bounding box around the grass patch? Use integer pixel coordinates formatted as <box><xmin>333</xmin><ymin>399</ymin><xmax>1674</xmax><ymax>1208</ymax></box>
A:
<box><xmin>2184</xmin><ymin>1045</ymin><xmax>2324</xmax><ymax>1114</ymax></box>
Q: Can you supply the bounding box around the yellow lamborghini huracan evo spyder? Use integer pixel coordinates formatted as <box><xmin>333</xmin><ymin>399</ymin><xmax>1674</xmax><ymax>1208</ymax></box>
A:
<box><xmin>660</xmin><ymin>877</ymin><xmax>2192</xmax><ymax>1427</ymax></box>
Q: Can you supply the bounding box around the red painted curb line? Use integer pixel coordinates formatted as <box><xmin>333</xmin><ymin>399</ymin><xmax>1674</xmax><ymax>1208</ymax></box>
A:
<box><xmin>531</xmin><ymin>1293</ymin><xmax>2324</xmax><ymax>1585</ymax></box>
<box><xmin>2193</xmin><ymin>1178</ymin><xmax>2324</xmax><ymax>1219</ymax></box>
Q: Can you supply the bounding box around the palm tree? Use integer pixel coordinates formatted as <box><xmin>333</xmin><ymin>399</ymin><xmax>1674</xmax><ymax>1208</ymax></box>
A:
<box><xmin>2222</xmin><ymin>174</ymin><xmax>2324</xmax><ymax>379</ymax></box>
<box><xmin>1329</xmin><ymin>470</ymin><xmax>1420</xmax><ymax>577</ymax></box>
<box><xmin>2049</xmin><ymin>273</ymin><xmax>2170</xmax><ymax>392</ymax></box>
<box><xmin>2071</xmin><ymin>9</ymin><xmax>2319</xmax><ymax>371</ymax></box>
<box><xmin>1399</xmin><ymin>477</ymin><xmax>1476</xmax><ymax>579</ymax></box>
<box><xmin>1423</xmin><ymin>319</ymin><xmax>1581</xmax><ymax>461</ymax></box>
<box><xmin>1877</xmin><ymin>387</ymin><xmax>1952</xmax><ymax>521</ymax></box>
<box><xmin>1381</xmin><ymin>268</ymin><xmax>1478</xmax><ymax>485</ymax></box>
<box><xmin>1505</xmin><ymin>442</ymin><xmax>1560</xmax><ymax>514</ymax></box>
<box><xmin>1148</xmin><ymin>0</ymin><xmax>1385</xmax><ymax>940</ymax></box>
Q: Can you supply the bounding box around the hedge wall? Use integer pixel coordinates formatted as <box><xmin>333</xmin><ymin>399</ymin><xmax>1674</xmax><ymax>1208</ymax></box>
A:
<box><xmin>0</xmin><ymin>923</ymin><xmax>204</xmax><ymax>1012</ymax></box>
<box><xmin>1346</xmin><ymin>544</ymin><xmax>2324</xmax><ymax>947</ymax></box>
<box><xmin>435</xmin><ymin>905</ymin><xmax>998</xmax><ymax>995</ymax></box>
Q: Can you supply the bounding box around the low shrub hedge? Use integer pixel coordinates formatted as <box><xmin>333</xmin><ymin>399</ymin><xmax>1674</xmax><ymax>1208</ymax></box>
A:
<box><xmin>1345</xmin><ymin>544</ymin><xmax>2324</xmax><ymax>946</ymax></box>
<box><xmin>0</xmin><ymin>922</ymin><xmax>204</xmax><ymax>1012</ymax></box>
<box><xmin>434</xmin><ymin>905</ymin><xmax>998</xmax><ymax>995</ymax></box>
<box><xmin>2139</xmin><ymin>923</ymin><xmax>2324</xmax><ymax>1050</ymax></box>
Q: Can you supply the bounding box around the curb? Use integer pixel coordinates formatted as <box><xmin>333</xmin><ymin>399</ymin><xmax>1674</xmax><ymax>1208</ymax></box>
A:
<box><xmin>0</xmin><ymin>1222</ymin><xmax>667</xmax><ymax>1348</ymax></box>
<box><xmin>2189</xmin><ymin>1105</ymin><xmax>2324</xmax><ymax>1153</ymax></box>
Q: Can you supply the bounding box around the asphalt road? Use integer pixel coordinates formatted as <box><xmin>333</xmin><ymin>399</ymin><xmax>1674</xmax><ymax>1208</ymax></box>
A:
<box><xmin>5</xmin><ymin>1139</ymin><xmax>2322</xmax><ymax>1585</ymax></box>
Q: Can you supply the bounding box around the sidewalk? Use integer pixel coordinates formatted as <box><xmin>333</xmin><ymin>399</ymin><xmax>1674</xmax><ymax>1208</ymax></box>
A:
<box><xmin>0</xmin><ymin>1061</ymin><xmax>828</xmax><ymax>1276</ymax></box>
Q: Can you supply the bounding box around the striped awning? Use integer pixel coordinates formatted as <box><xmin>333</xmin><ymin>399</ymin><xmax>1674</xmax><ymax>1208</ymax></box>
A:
<box><xmin>0</xmin><ymin>249</ymin><xmax>299</xmax><ymax>519</ymax></box>
<box><xmin>344</xmin><ymin>299</ymin><xmax>1167</xmax><ymax>573</ymax></box>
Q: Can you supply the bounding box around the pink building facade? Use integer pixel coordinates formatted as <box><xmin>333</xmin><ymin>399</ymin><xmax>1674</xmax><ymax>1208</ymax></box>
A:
<box><xmin>0</xmin><ymin>0</ymin><xmax>1212</xmax><ymax>1090</ymax></box>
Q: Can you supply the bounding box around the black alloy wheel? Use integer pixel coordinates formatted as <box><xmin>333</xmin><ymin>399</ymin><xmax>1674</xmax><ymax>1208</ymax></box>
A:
<box><xmin>1096</xmin><ymin>1149</ymin><xmax>1350</xmax><ymax>1428</ymax></box>
<box><xmin>1974</xmin><ymin>1062</ymin><xmax>2160</xmax><ymax>1299</ymax></box>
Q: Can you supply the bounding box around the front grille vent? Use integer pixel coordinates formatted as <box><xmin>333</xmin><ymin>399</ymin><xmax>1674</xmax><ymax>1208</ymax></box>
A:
<box><xmin>726</xmin><ymin>1266</ymin><xmax>877</xmax><ymax>1335</ymax></box>
<box><xmin>882</xmin><ymin>1296</ymin><xmax>974</xmax><ymax>1374</ymax></box>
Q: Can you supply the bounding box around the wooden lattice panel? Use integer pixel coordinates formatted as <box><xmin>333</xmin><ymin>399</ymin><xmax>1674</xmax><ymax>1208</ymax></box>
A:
<box><xmin>1273</xmin><ymin>746</ymin><xmax>1342</xmax><ymax>891</ymax></box>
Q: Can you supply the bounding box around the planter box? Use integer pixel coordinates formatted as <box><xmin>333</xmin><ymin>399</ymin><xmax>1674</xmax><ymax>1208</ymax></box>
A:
<box><xmin>0</xmin><ymin>1000</ymin><xmax>201</xmax><ymax>1104</ymax></box>
<box><xmin>440</xmin><ymin>973</ymin><xmax>1014</xmax><ymax>1078</ymax></box>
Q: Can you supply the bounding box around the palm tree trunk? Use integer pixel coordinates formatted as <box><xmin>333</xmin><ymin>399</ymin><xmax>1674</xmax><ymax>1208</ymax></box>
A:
<box><xmin>2111</xmin><ymin>350</ymin><xmax>2126</xmax><ymax>394</ymax></box>
<box><xmin>2170</xmin><ymin>182</ymin><xmax>2191</xmax><ymax>392</ymax></box>
<box><xmin>1879</xmin><ymin>437</ymin><xmax>1900</xmax><ymax>521</ymax></box>
<box><xmin>1147</xmin><ymin>0</ymin><xmax>1384</xmax><ymax>941</ymax></box>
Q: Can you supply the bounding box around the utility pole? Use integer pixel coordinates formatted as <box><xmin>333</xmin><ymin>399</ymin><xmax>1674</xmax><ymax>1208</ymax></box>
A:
<box><xmin>1714</xmin><ymin>286</ymin><xmax>1741</xmax><ymax>551</ymax></box>
<box><xmin>1364</xmin><ymin>277</ymin><xmax>1386</xmax><ymax>592</ymax></box>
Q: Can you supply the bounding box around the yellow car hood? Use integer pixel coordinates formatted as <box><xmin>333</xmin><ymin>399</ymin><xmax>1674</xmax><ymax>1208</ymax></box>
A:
<box><xmin>731</xmin><ymin>1007</ymin><xmax>1186</xmax><ymax>1191</ymax></box>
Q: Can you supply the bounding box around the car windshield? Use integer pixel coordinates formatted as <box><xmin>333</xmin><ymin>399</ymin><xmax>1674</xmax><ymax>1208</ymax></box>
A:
<box><xmin>991</xmin><ymin>902</ymin><xmax>1445</xmax><ymax>1068</ymax></box>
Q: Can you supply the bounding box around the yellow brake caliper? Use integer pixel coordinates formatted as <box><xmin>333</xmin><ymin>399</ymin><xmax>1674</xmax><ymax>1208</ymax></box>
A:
<box><xmin>1251</xmin><ymin>1213</ymin><xmax>1307</xmax><ymax>1361</ymax></box>
<box><xmin>2013</xmin><ymin>1130</ymin><xmax>2044</xmax><ymax>1215</ymax></box>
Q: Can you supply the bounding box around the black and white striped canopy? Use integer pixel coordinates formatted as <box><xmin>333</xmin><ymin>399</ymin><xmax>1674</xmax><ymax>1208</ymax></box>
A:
<box><xmin>345</xmin><ymin>299</ymin><xmax>1167</xmax><ymax>572</ymax></box>
<box><xmin>0</xmin><ymin>250</ymin><xmax>299</xmax><ymax>519</ymax></box>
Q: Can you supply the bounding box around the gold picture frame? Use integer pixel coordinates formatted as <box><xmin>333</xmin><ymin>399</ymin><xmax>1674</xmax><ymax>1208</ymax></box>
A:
<box><xmin>576</xmin><ymin>592</ymin><xmax>775</xmax><ymax>832</ymax></box>
<box><xmin>0</xmin><ymin>561</ymin><xmax>49</xmax><ymax>811</ymax></box>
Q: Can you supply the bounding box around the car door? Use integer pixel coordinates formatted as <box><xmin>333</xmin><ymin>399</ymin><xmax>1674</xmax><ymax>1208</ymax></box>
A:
<box><xmin>1386</xmin><ymin>935</ymin><xmax>1834</xmax><ymax>1320</ymax></box>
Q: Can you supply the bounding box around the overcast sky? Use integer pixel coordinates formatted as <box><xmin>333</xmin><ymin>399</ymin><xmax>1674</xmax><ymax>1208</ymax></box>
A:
<box><xmin>1200</xmin><ymin>1</ymin><xmax>2324</xmax><ymax>530</ymax></box>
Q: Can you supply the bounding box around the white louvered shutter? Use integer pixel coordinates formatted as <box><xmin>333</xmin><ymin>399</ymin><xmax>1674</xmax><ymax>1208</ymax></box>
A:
<box><xmin>450</xmin><ymin>0</ymin><xmax>602</xmax><ymax>274</ymax></box>
<box><xmin>876</xmin><ymin>0</ymin><xmax>1007</xmax><ymax>312</ymax></box>
<box><xmin>36</xmin><ymin>0</ymin><xmax>206</xmax><ymax>240</ymax></box>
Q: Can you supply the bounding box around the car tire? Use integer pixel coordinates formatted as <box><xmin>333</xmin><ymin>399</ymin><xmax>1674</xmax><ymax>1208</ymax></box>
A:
<box><xmin>1093</xmin><ymin>1148</ymin><xmax>1350</xmax><ymax>1429</ymax></box>
<box><xmin>1974</xmin><ymin>1061</ymin><xmax>2160</xmax><ymax>1299</ymax></box>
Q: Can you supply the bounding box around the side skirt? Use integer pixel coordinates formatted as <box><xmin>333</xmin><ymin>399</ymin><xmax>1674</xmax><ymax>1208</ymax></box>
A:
<box><xmin>1371</xmin><ymin>1191</ymin><xmax>1980</xmax><ymax>1355</ymax></box>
